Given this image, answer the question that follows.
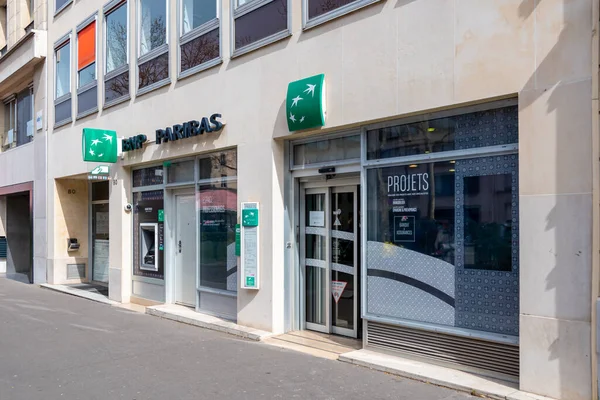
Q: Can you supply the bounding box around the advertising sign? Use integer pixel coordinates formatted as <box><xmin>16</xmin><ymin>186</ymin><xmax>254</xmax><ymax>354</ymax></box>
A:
<box><xmin>241</xmin><ymin>202</ymin><xmax>259</xmax><ymax>289</ymax></box>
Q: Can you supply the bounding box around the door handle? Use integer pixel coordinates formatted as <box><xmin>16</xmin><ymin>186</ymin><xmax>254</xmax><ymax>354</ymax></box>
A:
<box><xmin>178</xmin><ymin>240</ymin><xmax>182</xmax><ymax>253</ymax></box>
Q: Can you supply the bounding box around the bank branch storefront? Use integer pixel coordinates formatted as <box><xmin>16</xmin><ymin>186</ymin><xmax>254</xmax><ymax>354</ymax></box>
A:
<box><xmin>287</xmin><ymin>98</ymin><xmax>519</xmax><ymax>381</ymax></box>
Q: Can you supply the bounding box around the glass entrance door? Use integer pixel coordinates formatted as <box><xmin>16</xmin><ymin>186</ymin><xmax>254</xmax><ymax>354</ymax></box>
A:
<box><xmin>91</xmin><ymin>182</ymin><xmax>109</xmax><ymax>283</ymax></box>
<box><xmin>301</xmin><ymin>185</ymin><xmax>359</xmax><ymax>338</ymax></box>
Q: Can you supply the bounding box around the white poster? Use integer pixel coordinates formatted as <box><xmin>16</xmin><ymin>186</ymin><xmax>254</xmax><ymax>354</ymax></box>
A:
<box><xmin>309</xmin><ymin>211</ymin><xmax>324</xmax><ymax>227</ymax></box>
<box><xmin>96</xmin><ymin>212</ymin><xmax>109</xmax><ymax>235</ymax></box>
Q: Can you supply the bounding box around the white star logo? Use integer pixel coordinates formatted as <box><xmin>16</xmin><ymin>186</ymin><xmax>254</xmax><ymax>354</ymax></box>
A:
<box><xmin>91</xmin><ymin>139</ymin><xmax>101</xmax><ymax>146</ymax></box>
<box><xmin>300</xmin><ymin>116</ymin><xmax>305</xmax><ymax>123</ymax></box>
<box><xmin>289</xmin><ymin>113</ymin><xmax>296</xmax><ymax>123</ymax></box>
<box><xmin>304</xmin><ymin>84</ymin><xmax>316</xmax><ymax>97</ymax></box>
<box><xmin>291</xmin><ymin>95</ymin><xmax>303</xmax><ymax>107</ymax></box>
<box><xmin>103</xmin><ymin>133</ymin><xmax>113</xmax><ymax>143</ymax></box>
<box><xmin>89</xmin><ymin>149</ymin><xmax>95</xmax><ymax>156</ymax></box>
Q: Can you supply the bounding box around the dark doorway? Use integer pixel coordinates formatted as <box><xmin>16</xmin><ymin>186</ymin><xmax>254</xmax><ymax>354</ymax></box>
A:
<box><xmin>6</xmin><ymin>193</ymin><xmax>32</xmax><ymax>283</ymax></box>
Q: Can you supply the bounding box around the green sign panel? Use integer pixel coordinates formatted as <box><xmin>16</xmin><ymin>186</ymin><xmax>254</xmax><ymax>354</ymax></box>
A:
<box><xmin>235</xmin><ymin>224</ymin><xmax>241</xmax><ymax>256</ymax></box>
<box><xmin>246</xmin><ymin>277</ymin><xmax>255</xmax><ymax>287</ymax></box>
<box><xmin>82</xmin><ymin>128</ymin><xmax>118</xmax><ymax>163</ymax></box>
<box><xmin>286</xmin><ymin>74</ymin><xmax>326</xmax><ymax>132</ymax></box>
<box><xmin>158</xmin><ymin>209</ymin><xmax>164</xmax><ymax>222</ymax></box>
<box><xmin>242</xmin><ymin>209</ymin><xmax>259</xmax><ymax>227</ymax></box>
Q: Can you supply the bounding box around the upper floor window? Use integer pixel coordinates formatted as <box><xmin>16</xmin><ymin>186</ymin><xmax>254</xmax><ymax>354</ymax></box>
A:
<box><xmin>179</xmin><ymin>0</ymin><xmax>220</xmax><ymax>78</ymax></box>
<box><xmin>54</xmin><ymin>34</ymin><xmax>72</xmax><ymax>126</ymax></box>
<box><xmin>55</xmin><ymin>0</ymin><xmax>72</xmax><ymax>15</ymax></box>
<box><xmin>138</xmin><ymin>0</ymin><xmax>169</xmax><ymax>93</ymax></box>
<box><xmin>303</xmin><ymin>0</ymin><xmax>379</xmax><ymax>29</ymax></box>
<box><xmin>1</xmin><ymin>5</ymin><xmax>7</xmax><ymax>56</ymax></box>
<box><xmin>76</xmin><ymin>15</ymin><xmax>98</xmax><ymax>118</ymax></box>
<box><xmin>104</xmin><ymin>0</ymin><xmax>129</xmax><ymax>107</ymax></box>
<box><xmin>231</xmin><ymin>0</ymin><xmax>289</xmax><ymax>58</ymax></box>
<box><xmin>2</xmin><ymin>87</ymin><xmax>33</xmax><ymax>150</ymax></box>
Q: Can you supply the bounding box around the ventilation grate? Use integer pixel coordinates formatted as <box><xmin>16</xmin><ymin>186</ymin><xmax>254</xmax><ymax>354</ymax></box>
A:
<box><xmin>0</xmin><ymin>237</ymin><xmax>6</xmax><ymax>258</ymax></box>
<box><xmin>366</xmin><ymin>321</ymin><xmax>519</xmax><ymax>381</ymax></box>
<box><xmin>67</xmin><ymin>263</ymin><xmax>86</xmax><ymax>280</ymax></box>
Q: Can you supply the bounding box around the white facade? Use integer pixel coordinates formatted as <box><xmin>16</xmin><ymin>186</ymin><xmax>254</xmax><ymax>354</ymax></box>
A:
<box><xmin>42</xmin><ymin>0</ymin><xmax>600</xmax><ymax>399</ymax></box>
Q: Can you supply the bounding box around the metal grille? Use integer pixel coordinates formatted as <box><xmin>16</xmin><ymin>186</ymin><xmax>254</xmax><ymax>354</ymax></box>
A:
<box><xmin>66</xmin><ymin>263</ymin><xmax>86</xmax><ymax>280</ymax></box>
<box><xmin>366</xmin><ymin>321</ymin><xmax>519</xmax><ymax>381</ymax></box>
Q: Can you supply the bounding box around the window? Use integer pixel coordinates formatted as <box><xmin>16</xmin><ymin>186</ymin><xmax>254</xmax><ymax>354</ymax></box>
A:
<box><xmin>54</xmin><ymin>35</ymin><xmax>72</xmax><ymax>126</ymax></box>
<box><xmin>55</xmin><ymin>0</ymin><xmax>72</xmax><ymax>14</ymax></box>
<box><xmin>304</xmin><ymin>0</ymin><xmax>379</xmax><ymax>29</ymax></box>
<box><xmin>77</xmin><ymin>15</ymin><xmax>98</xmax><ymax>117</ymax></box>
<box><xmin>138</xmin><ymin>0</ymin><xmax>169</xmax><ymax>93</ymax></box>
<box><xmin>364</xmin><ymin>105</ymin><xmax>520</xmax><ymax>337</ymax></box>
<box><xmin>197</xmin><ymin>150</ymin><xmax>237</xmax><ymax>292</ymax></box>
<box><xmin>179</xmin><ymin>0</ymin><xmax>220</xmax><ymax>77</ymax></box>
<box><xmin>2</xmin><ymin>98</ymin><xmax>15</xmax><ymax>149</ymax></box>
<box><xmin>2</xmin><ymin>87</ymin><xmax>34</xmax><ymax>150</ymax></box>
<box><xmin>231</xmin><ymin>0</ymin><xmax>289</xmax><ymax>57</ymax></box>
<box><xmin>104</xmin><ymin>1</ymin><xmax>129</xmax><ymax>106</ymax></box>
<box><xmin>0</xmin><ymin>6</ymin><xmax>7</xmax><ymax>57</ymax></box>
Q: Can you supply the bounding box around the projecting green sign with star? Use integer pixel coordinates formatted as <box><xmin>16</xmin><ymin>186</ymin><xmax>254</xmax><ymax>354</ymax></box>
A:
<box><xmin>286</xmin><ymin>74</ymin><xmax>326</xmax><ymax>132</ymax></box>
<box><xmin>82</xmin><ymin>128</ymin><xmax>118</xmax><ymax>163</ymax></box>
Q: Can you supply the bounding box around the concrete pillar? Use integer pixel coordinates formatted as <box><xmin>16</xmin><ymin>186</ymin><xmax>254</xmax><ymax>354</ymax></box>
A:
<box><xmin>109</xmin><ymin>165</ymin><xmax>132</xmax><ymax>303</ymax></box>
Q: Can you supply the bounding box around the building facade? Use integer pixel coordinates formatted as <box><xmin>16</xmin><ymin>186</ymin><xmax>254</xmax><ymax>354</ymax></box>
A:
<box><xmin>0</xmin><ymin>0</ymin><xmax>47</xmax><ymax>284</ymax></box>
<box><xmin>42</xmin><ymin>0</ymin><xmax>598</xmax><ymax>399</ymax></box>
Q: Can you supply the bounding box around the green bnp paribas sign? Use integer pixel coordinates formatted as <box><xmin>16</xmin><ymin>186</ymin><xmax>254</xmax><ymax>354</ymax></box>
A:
<box><xmin>82</xmin><ymin>128</ymin><xmax>118</xmax><ymax>163</ymax></box>
<box><xmin>286</xmin><ymin>74</ymin><xmax>326</xmax><ymax>132</ymax></box>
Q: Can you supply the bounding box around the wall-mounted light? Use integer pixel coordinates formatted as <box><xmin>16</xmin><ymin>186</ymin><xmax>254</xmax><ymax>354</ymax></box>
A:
<box><xmin>409</xmin><ymin>164</ymin><xmax>418</xmax><ymax>168</ymax></box>
<box><xmin>427</xmin><ymin>128</ymin><xmax>435</xmax><ymax>132</ymax></box>
<box><xmin>449</xmin><ymin>169</ymin><xmax>456</xmax><ymax>172</ymax></box>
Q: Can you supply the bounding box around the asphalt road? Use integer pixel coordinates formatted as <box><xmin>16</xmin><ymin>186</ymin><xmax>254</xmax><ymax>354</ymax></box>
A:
<box><xmin>0</xmin><ymin>278</ymin><xmax>473</xmax><ymax>400</ymax></box>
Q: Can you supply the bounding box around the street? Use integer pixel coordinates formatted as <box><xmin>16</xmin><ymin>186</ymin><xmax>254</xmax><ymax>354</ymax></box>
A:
<box><xmin>0</xmin><ymin>278</ymin><xmax>472</xmax><ymax>400</ymax></box>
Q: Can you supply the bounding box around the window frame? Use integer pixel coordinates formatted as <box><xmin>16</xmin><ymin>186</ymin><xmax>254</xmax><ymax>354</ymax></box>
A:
<box><xmin>3</xmin><ymin>96</ymin><xmax>16</xmax><ymax>149</ymax></box>
<box><xmin>103</xmin><ymin>0</ymin><xmax>130</xmax><ymax>109</ymax></box>
<box><xmin>302</xmin><ymin>0</ymin><xmax>380</xmax><ymax>30</ymax></box>
<box><xmin>177</xmin><ymin>0</ymin><xmax>222</xmax><ymax>80</ymax></box>
<box><xmin>136</xmin><ymin>0</ymin><xmax>171</xmax><ymax>96</ymax></box>
<box><xmin>76</xmin><ymin>12</ymin><xmax>99</xmax><ymax>119</ymax></box>
<box><xmin>53</xmin><ymin>32</ymin><xmax>72</xmax><ymax>128</ymax></box>
<box><xmin>230</xmin><ymin>0</ymin><xmax>291</xmax><ymax>58</ymax></box>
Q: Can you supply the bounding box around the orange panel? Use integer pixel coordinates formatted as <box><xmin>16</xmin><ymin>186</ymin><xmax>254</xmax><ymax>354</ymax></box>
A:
<box><xmin>78</xmin><ymin>22</ymin><xmax>96</xmax><ymax>70</ymax></box>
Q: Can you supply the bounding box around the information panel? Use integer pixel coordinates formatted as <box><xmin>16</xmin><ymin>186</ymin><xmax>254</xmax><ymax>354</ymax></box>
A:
<box><xmin>240</xmin><ymin>202</ymin><xmax>259</xmax><ymax>289</ymax></box>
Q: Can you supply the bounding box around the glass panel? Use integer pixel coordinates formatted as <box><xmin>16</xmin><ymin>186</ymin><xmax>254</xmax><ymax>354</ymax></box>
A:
<box><xmin>234</xmin><ymin>0</ymin><xmax>287</xmax><ymax>50</ymax></box>
<box><xmin>55</xmin><ymin>42</ymin><xmax>71</xmax><ymax>98</ymax></box>
<box><xmin>308</xmin><ymin>0</ymin><xmax>356</xmax><ymax>20</ymax></box>
<box><xmin>77</xmin><ymin>85</ymin><xmax>97</xmax><ymax>116</ymax></box>
<box><xmin>293</xmin><ymin>135</ymin><xmax>360</xmax><ymax>167</ymax></box>
<box><xmin>105</xmin><ymin>70</ymin><xmax>129</xmax><ymax>103</ymax></box>
<box><xmin>463</xmin><ymin>175</ymin><xmax>513</xmax><ymax>272</ymax></box>
<box><xmin>332</xmin><ymin>270</ymin><xmax>353</xmax><ymax>329</ymax></box>
<box><xmin>92</xmin><ymin>203</ymin><xmax>109</xmax><ymax>282</ymax></box>
<box><xmin>56</xmin><ymin>0</ymin><xmax>70</xmax><ymax>10</ymax></box>
<box><xmin>133</xmin><ymin>190</ymin><xmax>164</xmax><ymax>279</ymax></box>
<box><xmin>16</xmin><ymin>88</ymin><xmax>32</xmax><ymax>146</ymax></box>
<box><xmin>331</xmin><ymin>191</ymin><xmax>355</xmax><ymax>331</ymax></box>
<box><xmin>139</xmin><ymin>0</ymin><xmax>167</xmax><ymax>56</ymax></box>
<box><xmin>139</xmin><ymin>52</ymin><xmax>169</xmax><ymax>89</ymax></box>
<box><xmin>106</xmin><ymin>3</ymin><xmax>128</xmax><ymax>73</ymax></box>
<box><xmin>133</xmin><ymin>166</ymin><xmax>164</xmax><ymax>187</ymax></box>
<box><xmin>198</xmin><ymin>150</ymin><xmax>237</xmax><ymax>181</ymax></box>
<box><xmin>366</xmin><ymin>156</ymin><xmax>520</xmax><ymax>336</ymax></box>
<box><xmin>78</xmin><ymin>63</ymin><xmax>96</xmax><ymax>88</ymax></box>
<box><xmin>167</xmin><ymin>160</ymin><xmax>195</xmax><ymax>183</ymax></box>
<box><xmin>181</xmin><ymin>28</ymin><xmax>219</xmax><ymax>72</ymax></box>
<box><xmin>182</xmin><ymin>0</ymin><xmax>216</xmax><ymax>34</ymax></box>
<box><xmin>55</xmin><ymin>98</ymin><xmax>71</xmax><ymax>124</ymax></box>
<box><xmin>92</xmin><ymin>181</ymin><xmax>109</xmax><ymax>201</ymax></box>
<box><xmin>306</xmin><ymin>265</ymin><xmax>326</xmax><ymax>325</ymax></box>
<box><xmin>366</xmin><ymin>106</ymin><xmax>518</xmax><ymax>160</ymax></box>
<box><xmin>198</xmin><ymin>180</ymin><xmax>238</xmax><ymax>291</ymax></box>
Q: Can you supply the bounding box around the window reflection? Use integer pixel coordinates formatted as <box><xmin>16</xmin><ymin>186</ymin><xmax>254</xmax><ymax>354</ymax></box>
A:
<box><xmin>139</xmin><ymin>52</ymin><xmax>169</xmax><ymax>89</ymax></box>
<box><xmin>181</xmin><ymin>29</ymin><xmax>219</xmax><ymax>72</ymax></box>
<box><xmin>234</xmin><ymin>0</ymin><xmax>287</xmax><ymax>50</ymax></box>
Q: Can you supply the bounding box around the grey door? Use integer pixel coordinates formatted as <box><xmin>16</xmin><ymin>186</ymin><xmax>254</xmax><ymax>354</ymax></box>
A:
<box><xmin>175</xmin><ymin>194</ymin><xmax>197</xmax><ymax>306</ymax></box>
